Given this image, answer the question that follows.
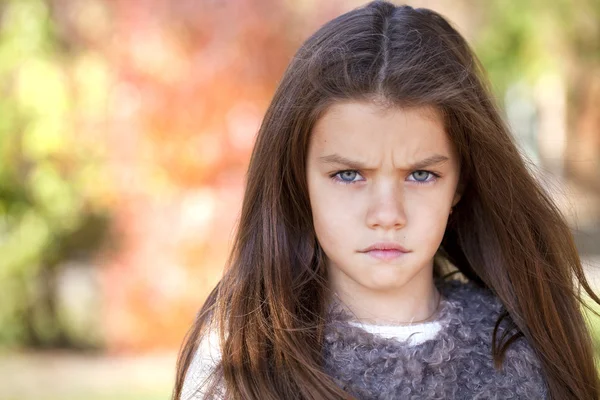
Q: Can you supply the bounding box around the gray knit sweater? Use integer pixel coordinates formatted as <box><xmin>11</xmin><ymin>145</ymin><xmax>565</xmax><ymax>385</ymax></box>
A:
<box><xmin>181</xmin><ymin>278</ymin><xmax>549</xmax><ymax>399</ymax></box>
<box><xmin>322</xmin><ymin>278</ymin><xmax>549</xmax><ymax>399</ymax></box>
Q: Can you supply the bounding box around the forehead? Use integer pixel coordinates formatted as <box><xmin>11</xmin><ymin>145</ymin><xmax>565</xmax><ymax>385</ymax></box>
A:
<box><xmin>310</xmin><ymin>101</ymin><xmax>452</xmax><ymax>156</ymax></box>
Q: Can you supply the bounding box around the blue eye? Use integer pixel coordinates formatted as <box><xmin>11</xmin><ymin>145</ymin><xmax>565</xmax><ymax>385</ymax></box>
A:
<box><xmin>408</xmin><ymin>170</ymin><xmax>439</xmax><ymax>184</ymax></box>
<box><xmin>331</xmin><ymin>170</ymin><xmax>364</xmax><ymax>184</ymax></box>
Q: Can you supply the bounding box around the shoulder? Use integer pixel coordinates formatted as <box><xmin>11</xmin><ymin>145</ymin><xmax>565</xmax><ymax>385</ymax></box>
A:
<box><xmin>499</xmin><ymin>334</ymin><xmax>548</xmax><ymax>397</ymax></box>
<box><xmin>180</xmin><ymin>326</ymin><xmax>223</xmax><ymax>400</ymax></box>
<box><xmin>437</xmin><ymin>278</ymin><xmax>536</xmax><ymax>351</ymax></box>
<box><xmin>436</xmin><ymin>278</ymin><xmax>543</xmax><ymax>364</ymax></box>
<box><xmin>437</xmin><ymin>278</ymin><xmax>549</xmax><ymax>397</ymax></box>
<box><xmin>437</xmin><ymin>278</ymin><xmax>504</xmax><ymax>325</ymax></box>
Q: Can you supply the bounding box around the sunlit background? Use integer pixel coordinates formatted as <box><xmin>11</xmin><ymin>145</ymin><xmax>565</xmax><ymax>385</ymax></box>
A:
<box><xmin>0</xmin><ymin>0</ymin><xmax>599</xmax><ymax>399</ymax></box>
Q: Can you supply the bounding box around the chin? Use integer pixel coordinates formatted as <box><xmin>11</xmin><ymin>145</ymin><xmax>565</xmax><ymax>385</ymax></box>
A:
<box><xmin>361</xmin><ymin>271</ymin><xmax>413</xmax><ymax>292</ymax></box>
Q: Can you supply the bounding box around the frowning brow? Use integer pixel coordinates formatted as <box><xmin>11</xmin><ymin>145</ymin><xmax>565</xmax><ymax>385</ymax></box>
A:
<box><xmin>318</xmin><ymin>154</ymin><xmax>450</xmax><ymax>170</ymax></box>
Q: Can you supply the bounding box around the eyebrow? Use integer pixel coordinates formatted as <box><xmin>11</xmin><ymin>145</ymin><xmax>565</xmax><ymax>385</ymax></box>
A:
<box><xmin>318</xmin><ymin>153</ymin><xmax>450</xmax><ymax>170</ymax></box>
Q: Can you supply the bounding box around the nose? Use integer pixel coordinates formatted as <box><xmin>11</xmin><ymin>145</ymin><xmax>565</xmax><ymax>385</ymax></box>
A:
<box><xmin>365</xmin><ymin>182</ymin><xmax>407</xmax><ymax>230</ymax></box>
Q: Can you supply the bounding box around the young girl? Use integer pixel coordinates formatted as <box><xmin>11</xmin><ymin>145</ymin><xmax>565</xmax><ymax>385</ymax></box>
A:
<box><xmin>173</xmin><ymin>2</ymin><xmax>600</xmax><ymax>399</ymax></box>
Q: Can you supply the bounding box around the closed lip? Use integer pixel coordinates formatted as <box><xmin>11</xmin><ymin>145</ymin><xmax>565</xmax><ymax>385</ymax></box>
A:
<box><xmin>360</xmin><ymin>242</ymin><xmax>410</xmax><ymax>253</ymax></box>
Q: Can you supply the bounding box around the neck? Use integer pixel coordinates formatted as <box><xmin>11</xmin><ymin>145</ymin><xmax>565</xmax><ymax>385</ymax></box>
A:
<box><xmin>328</xmin><ymin>269</ymin><xmax>441</xmax><ymax>325</ymax></box>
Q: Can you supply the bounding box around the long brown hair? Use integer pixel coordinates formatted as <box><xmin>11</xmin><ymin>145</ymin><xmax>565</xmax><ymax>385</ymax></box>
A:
<box><xmin>173</xmin><ymin>2</ymin><xmax>600</xmax><ymax>399</ymax></box>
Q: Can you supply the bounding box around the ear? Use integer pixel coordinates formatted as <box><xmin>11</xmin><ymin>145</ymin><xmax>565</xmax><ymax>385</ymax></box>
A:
<box><xmin>451</xmin><ymin>174</ymin><xmax>467</xmax><ymax>207</ymax></box>
<box><xmin>451</xmin><ymin>188</ymin><xmax>462</xmax><ymax>207</ymax></box>
<box><xmin>452</xmin><ymin>192</ymin><xmax>461</xmax><ymax>207</ymax></box>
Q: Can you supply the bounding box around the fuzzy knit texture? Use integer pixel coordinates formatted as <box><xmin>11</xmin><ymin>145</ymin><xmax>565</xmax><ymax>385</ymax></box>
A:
<box><xmin>322</xmin><ymin>278</ymin><xmax>549</xmax><ymax>399</ymax></box>
<box><xmin>180</xmin><ymin>278</ymin><xmax>549</xmax><ymax>399</ymax></box>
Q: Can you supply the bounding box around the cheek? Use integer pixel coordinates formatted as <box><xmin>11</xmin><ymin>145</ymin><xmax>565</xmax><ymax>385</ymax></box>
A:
<box><xmin>406</xmin><ymin>196</ymin><xmax>450</xmax><ymax>243</ymax></box>
<box><xmin>311</xmin><ymin>192</ymin><xmax>355</xmax><ymax>241</ymax></box>
<box><xmin>311</xmin><ymin>208</ymin><xmax>351</xmax><ymax>265</ymax></box>
<box><xmin>308</xmin><ymin>181</ymin><xmax>359</xmax><ymax>251</ymax></box>
<box><xmin>309</xmin><ymin>173</ymin><xmax>356</xmax><ymax>219</ymax></box>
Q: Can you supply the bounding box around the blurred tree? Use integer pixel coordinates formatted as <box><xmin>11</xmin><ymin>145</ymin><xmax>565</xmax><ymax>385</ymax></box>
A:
<box><xmin>3</xmin><ymin>0</ymin><xmax>345</xmax><ymax>353</ymax></box>
<box><xmin>474</xmin><ymin>0</ymin><xmax>600</xmax><ymax>190</ymax></box>
<box><xmin>474</xmin><ymin>0</ymin><xmax>600</xmax><ymax>355</ymax></box>
<box><xmin>96</xmin><ymin>0</ymin><xmax>325</xmax><ymax>352</ymax></box>
<box><xmin>0</xmin><ymin>0</ymin><xmax>112</xmax><ymax>349</ymax></box>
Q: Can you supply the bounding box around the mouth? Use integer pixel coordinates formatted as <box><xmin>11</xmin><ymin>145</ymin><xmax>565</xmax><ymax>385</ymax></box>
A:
<box><xmin>359</xmin><ymin>242</ymin><xmax>410</xmax><ymax>261</ymax></box>
<box><xmin>361</xmin><ymin>249</ymin><xmax>409</xmax><ymax>261</ymax></box>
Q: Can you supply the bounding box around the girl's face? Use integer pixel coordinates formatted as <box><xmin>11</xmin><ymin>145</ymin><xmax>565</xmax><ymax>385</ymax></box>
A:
<box><xmin>306</xmin><ymin>100</ymin><xmax>461</xmax><ymax>304</ymax></box>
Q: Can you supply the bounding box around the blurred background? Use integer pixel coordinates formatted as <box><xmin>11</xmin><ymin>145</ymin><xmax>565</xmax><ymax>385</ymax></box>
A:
<box><xmin>0</xmin><ymin>0</ymin><xmax>598</xmax><ymax>399</ymax></box>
